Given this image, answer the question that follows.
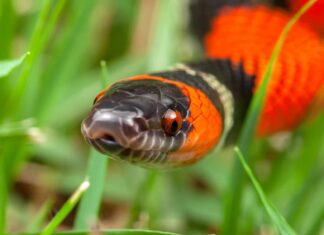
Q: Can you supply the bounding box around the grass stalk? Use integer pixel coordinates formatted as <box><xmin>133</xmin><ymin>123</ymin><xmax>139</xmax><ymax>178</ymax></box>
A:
<box><xmin>74</xmin><ymin>61</ymin><xmax>110</xmax><ymax>230</ymax></box>
<box><xmin>6</xmin><ymin>0</ymin><xmax>66</xmax><ymax>118</ymax></box>
<box><xmin>222</xmin><ymin>0</ymin><xmax>318</xmax><ymax>234</ymax></box>
<box><xmin>26</xmin><ymin>229</ymin><xmax>180</xmax><ymax>235</ymax></box>
<box><xmin>305</xmin><ymin>206</ymin><xmax>324</xmax><ymax>235</ymax></box>
<box><xmin>100</xmin><ymin>61</ymin><xmax>110</xmax><ymax>86</ymax></box>
<box><xmin>127</xmin><ymin>171</ymin><xmax>158</xmax><ymax>227</ymax></box>
<box><xmin>73</xmin><ymin>150</ymin><xmax>108</xmax><ymax>230</ymax></box>
<box><xmin>7</xmin><ymin>0</ymin><xmax>52</xmax><ymax>117</ymax></box>
<box><xmin>41</xmin><ymin>180</ymin><xmax>90</xmax><ymax>235</ymax></box>
<box><xmin>0</xmin><ymin>166</ymin><xmax>8</xmax><ymax>233</ymax></box>
<box><xmin>37</xmin><ymin>0</ymin><xmax>98</xmax><ymax>124</ymax></box>
<box><xmin>27</xmin><ymin>199</ymin><xmax>54</xmax><ymax>233</ymax></box>
<box><xmin>0</xmin><ymin>1</ymin><xmax>68</xmax><ymax>232</ymax></box>
<box><xmin>0</xmin><ymin>53</ymin><xmax>29</xmax><ymax>78</ymax></box>
<box><xmin>234</xmin><ymin>147</ymin><xmax>297</xmax><ymax>235</ymax></box>
<box><xmin>0</xmin><ymin>0</ymin><xmax>16</xmax><ymax>59</ymax></box>
<box><xmin>286</xmin><ymin>168</ymin><xmax>323</xmax><ymax>226</ymax></box>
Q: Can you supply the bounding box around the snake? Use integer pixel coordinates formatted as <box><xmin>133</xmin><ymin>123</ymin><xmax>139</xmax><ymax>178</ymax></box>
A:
<box><xmin>81</xmin><ymin>1</ymin><xmax>324</xmax><ymax>168</ymax></box>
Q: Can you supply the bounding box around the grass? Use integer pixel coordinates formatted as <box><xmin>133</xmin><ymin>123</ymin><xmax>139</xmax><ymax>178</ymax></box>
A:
<box><xmin>73</xmin><ymin>61</ymin><xmax>109</xmax><ymax>230</ymax></box>
<box><xmin>73</xmin><ymin>150</ymin><xmax>108</xmax><ymax>230</ymax></box>
<box><xmin>0</xmin><ymin>52</ymin><xmax>29</xmax><ymax>78</ymax></box>
<box><xmin>234</xmin><ymin>147</ymin><xmax>297</xmax><ymax>235</ymax></box>
<box><xmin>0</xmin><ymin>0</ymin><xmax>323</xmax><ymax>235</ymax></box>
<box><xmin>41</xmin><ymin>180</ymin><xmax>90</xmax><ymax>235</ymax></box>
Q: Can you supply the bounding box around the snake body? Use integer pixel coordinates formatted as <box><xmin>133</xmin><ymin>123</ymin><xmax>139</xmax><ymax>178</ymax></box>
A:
<box><xmin>82</xmin><ymin>2</ymin><xmax>324</xmax><ymax>168</ymax></box>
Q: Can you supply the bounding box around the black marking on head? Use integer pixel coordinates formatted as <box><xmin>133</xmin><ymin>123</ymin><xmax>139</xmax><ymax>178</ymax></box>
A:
<box><xmin>97</xmin><ymin>80</ymin><xmax>189</xmax><ymax>119</ymax></box>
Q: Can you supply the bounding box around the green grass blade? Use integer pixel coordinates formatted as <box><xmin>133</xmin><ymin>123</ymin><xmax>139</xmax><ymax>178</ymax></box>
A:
<box><xmin>146</xmin><ymin>0</ymin><xmax>183</xmax><ymax>70</ymax></box>
<box><xmin>222</xmin><ymin>1</ymin><xmax>317</xmax><ymax>233</ymax></box>
<box><xmin>8</xmin><ymin>0</ymin><xmax>52</xmax><ymax>117</ymax></box>
<box><xmin>15</xmin><ymin>229</ymin><xmax>180</xmax><ymax>235</ymax></box>
<box><xmin>4</xmin><ymin>0</ymin><xmax>66</xmax><ymax>118</ymax></box>
<box><xmin>0</xmin><ymin>119</ymin><xmax>35</xmax><ymax>139</ymax></box>
<box><xmin>0</xmin><ymin>166</ymin><xmax>8</xmax><ymax>233</ymax></box>
<box><xmin>37</xmin><ymin>0</ymin><xmax>98</xmax><ymax>124</ymax></box>
<box><xmin>234</xmin><ymin>147</ymin><xmax>297</xmax><ymax>235</ymax></box>
<box><xmin>0</xmin><ymin>1</ymin><xmax>67</xmax><ymax>231</ymax></box>
<box><xmin>73</xmin><ymin>150</ymin><xmax>108</xmax><ymax>230</ymax></box>
<box><xmin>45</xmin><ymin>55</ymin><xmax>147</xmax><ymax>127</ymax></box>
<box><xmin>26</xmin><ymin>199</ymin><xmax>54</xmax><ymax>233</ymax></box>
<box><xmin>305</xmin><ymin>206</ymin><xmax>324</xmax><ymax>235</ymax></box>
<box><xmin>0</xmin><ymin>53</ymin><xmax>29</xmax><ymax>78</ymax></box>
<box><xmin>127</xmin><ymin>171</ymin><xmax>159</xmax><ymax>227</ymax></box>
<box><xmin>74</xmin><ymin>61</ymin><xmax>110</xmax><ymax>230</ymax></box>
<box><xmin>41</xmin><ymin>180</ymin><xmax>90</xmax><ymax>235</ymax></box>
<box><xmin>100</xmin><ymin>60</ymin><xmax>109</xmax><ymax>85</ymax></box>
<box><xmin>0</xmin><ymin>0</ymin><xmax>16</xmax><ymax>59</ymax></box>
<box><xmin>286</xmin><ymin>168</ymin><xmax>323</xmax><ymax>226</ymax></box>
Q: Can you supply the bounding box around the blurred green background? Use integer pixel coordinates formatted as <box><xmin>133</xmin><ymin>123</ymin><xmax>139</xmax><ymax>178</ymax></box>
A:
<box><xmin>0</xmin><ymin>0</ymin><xmax>323</xmax><ymax>234</ymax></box>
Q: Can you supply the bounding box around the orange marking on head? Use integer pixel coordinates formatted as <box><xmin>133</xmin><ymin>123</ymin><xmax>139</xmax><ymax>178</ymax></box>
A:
<box><xmin>204</xmin><ymin>6</ymin><xmax>324</xmax><ymax>136</ymax></box>
<box><xmin>128</xmin><ymin>75</ymin><xmax>223</xmax><ymax>165</ymax></box>
<box><xmin>94</xmin><ymin>87</ymin><xmax>110</xmax><ymax>103</ymax></box>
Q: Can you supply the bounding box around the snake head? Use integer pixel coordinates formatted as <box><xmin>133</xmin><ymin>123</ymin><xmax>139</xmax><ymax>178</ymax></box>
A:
<box><xmin>82</xmin><ymin>75</ymin><xmax>224</xmax><ymax>168</ymax></box>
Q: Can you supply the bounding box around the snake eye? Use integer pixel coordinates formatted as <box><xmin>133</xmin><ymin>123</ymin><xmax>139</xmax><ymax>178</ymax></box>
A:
<box><xmin>162</xmin><ymin>109</ymin><xmax>182</xmax><ymax>136</ymax></box>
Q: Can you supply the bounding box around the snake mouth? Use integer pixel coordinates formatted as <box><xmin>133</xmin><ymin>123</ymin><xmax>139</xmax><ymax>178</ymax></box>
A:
<box><xmin>82</xmin><ymin>121</ymin><xmax>169</xmax><ymax>165</ymax></box>
<box><xmin>87</xmin><ymin>136</ymin><xmax>123</xmax><ymax>155</ymax></box>
<box><xmin>99</xmin><ymin>134</ymin><xmax>118</xmax><ymax>145</ymax></box>
<box><xmin>89</xmin><ymin>136</ymin><xmax>168</xmax><ymax>166</ymax></box>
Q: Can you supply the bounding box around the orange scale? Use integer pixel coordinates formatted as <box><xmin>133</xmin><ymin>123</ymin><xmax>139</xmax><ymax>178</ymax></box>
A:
<box><xmin>209</xmin><ymin>119</ymin><xmax>221</xmax><ymax>133</ymax></box>
<box><xmin>180</xmin><ymin>87</ymin><xmax>190</xmax><ymax>97</ymax></box>
<box><xmin>193</xmin><ymin>115</ymin><xmax>208</xmax><ymax>132</ymax></box>
<box><xmin>201</xmin><ymin>106</ymin><xmax>210</xmax><ymax>119</ymax></box>
<box><xmin>190</xmin><ymin>102</ymin><xmax>202</xmax><ymax>120</ymax></box>
<box><xmin>185</xmin><ymin>116</ymin><xmax>194</xmax><ymax>124</ymax></box>
<box><xmin>290</xmin><ymin>96</ymin><xmax>301</xmax><ymax>107</ymax></box>
<box><xmin>278</xmin><ymin>101</ymin><xmax>293</xmax><ymax>114</ymax></box>
<box><xmin>181</xmin><ymin>135</ymin><xmax>198</xmax><ymax>151</ymax></box>
<box><xmin>188</xmin><ymin>87</ymin><xmax>201</xmax><ymax>100</ymax></box>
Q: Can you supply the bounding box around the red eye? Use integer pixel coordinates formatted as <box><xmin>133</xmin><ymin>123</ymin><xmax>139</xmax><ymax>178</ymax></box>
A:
<box><xmin>162</xmin><ymin>109</ymin><xmax>182</xmax><ymax>135</ymax></box>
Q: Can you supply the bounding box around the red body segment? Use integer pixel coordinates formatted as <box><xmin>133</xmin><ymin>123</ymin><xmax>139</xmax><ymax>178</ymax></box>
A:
<box><xmin>204</xmin><ymin>6</ymin><xmax>324</xmax><ymax>136</ymax></box>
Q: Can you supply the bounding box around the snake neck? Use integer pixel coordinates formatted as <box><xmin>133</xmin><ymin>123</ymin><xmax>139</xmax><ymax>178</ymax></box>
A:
<box><xmin>151</xmin><ymin>59</ymin><xmax>255</xmax><ymax>145</ymax></box>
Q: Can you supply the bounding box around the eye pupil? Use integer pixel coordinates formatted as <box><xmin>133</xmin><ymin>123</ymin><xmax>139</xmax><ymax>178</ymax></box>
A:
<box><xmin>171</xmin><ymin>121</ymin><xmax>178</xmax><ymax>133</ymax></box>
<box><xmin>162</xmin><ymin>109</ymin><xmax>182</xmax><ymax>136</ymax></box>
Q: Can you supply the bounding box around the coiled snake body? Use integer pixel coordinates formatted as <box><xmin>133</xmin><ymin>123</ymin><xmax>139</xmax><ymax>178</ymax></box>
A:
<box><xmin>82</xmin><ymin>2</ymin><xmax>324</xmax><ymax>168</ymax></box>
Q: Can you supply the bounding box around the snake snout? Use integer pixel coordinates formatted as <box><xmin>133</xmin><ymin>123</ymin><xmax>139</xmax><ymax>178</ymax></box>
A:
<box><xmin>81</xmin><ymin>108</ymin><xmax>145</xmax><ymax>155</ymax></box>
